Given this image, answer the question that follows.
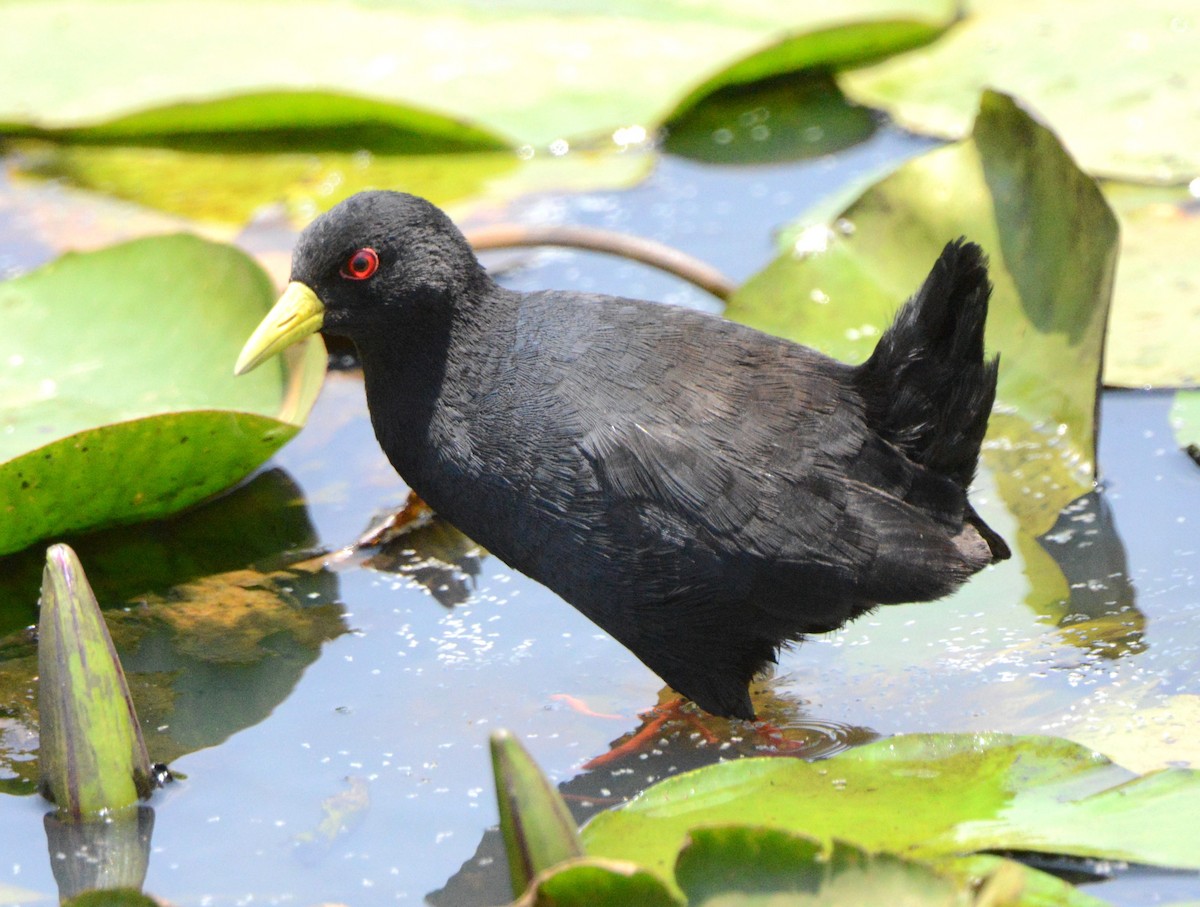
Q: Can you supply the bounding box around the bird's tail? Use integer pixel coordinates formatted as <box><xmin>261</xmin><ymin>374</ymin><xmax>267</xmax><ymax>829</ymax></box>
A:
<box><xmin>853</xmin><ymin>239</ymin><xmax>1010</xmax><ymax>561</ymax></box>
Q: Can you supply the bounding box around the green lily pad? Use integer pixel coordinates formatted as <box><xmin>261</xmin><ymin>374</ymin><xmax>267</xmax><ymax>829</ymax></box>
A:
<box><xmin>727</xmin><ymin>90</ymin><xmax>1117</xmax><ymax>536</ymax></box>
<box><xmin>663</xmin><ymin>73</ymin><xmax>877</xmax><ymax>165</ymax></box>
<box><xmin>0</xmin><ymin>0</ymin><xmax>954</xmax><ymax>149</ymax></box>
<box><xmin>3</xmin><ymin>90</ymin><xmax>508</xmax><ymax>152</ymax></box>
<box><xmin>1063</xmin><ymin>691</ymin><xmax>1200</xmax><ymax>774</ymax></box>
<box><xmin>839</xmin><ymin>0</ymin><xmax>1200</xmax><ymax>183</ymax></box>
<box><xmin>583</xmin><ymin>733</ymin><xmax>1200</xmax><ymax>879</ymax></box>
<box><xmin>675</xmin><ymin>827</ymin><xmax>981</xmax><ymax>906</ymax></box>
<box><xmin>1102</xmin><ymin>184</ymin><xmax>1200</xmax><ymax>388</ymax></box>
<box><xmin>515</xmin><ymin>859</ymin><xmax>683</xmax><ymax>907</ymax></box>
<box><xmin>7</xmin><ymin>142</ymin><xmax>654</xmax><ymax>229</ymax></box>
<box><xmin>0</xmin><ymin>234</ymin><xmax>325</xmax><ymax>556</ymax></box>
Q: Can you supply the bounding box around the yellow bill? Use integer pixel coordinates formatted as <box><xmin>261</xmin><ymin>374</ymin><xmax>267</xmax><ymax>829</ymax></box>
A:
<box><xmin>234</xmin><ymin>281</ymin><xmax>325</xmax><ymax>376</ymax></box>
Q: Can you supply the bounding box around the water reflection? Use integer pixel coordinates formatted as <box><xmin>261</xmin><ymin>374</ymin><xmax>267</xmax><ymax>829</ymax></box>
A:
<box><xmin>430</xmin><ymin>695</ymin><xmax>877</xmax><ymax>906</ymax></box>
<box><xmin>44</xmin><ymin>806</ymin><xmax>154</xmax><ymax>900</ymax></box>
<box><xmin>360</xmin><ymin>516</ymin><xmax>485</xmax><ymax>610</ymax></box>
<box><xmin>0</xmin><ymin>468</ymin><xmax>343</xmax><ymax>791</ymax></box>
<box><xmin>1038</xmin><ymin>490</ymin><xmax>1145</xmax><ymax>660</ymax></box>
<box><xmin>0</xmin><ymin>468</ymin><xmax>318</xmax><ymax>636</ymax></box>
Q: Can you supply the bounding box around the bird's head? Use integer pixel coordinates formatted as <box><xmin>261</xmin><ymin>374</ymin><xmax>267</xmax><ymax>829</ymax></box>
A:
<box><xmin>235</xmin><ymin>190</ymin><xmax>485</xmax><ymax>375</ymax></box>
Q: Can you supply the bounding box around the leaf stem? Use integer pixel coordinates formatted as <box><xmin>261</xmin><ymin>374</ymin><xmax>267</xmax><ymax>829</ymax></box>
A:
<box><xmin>467</xmin><ymin>224</ymin><xmax>735</xmax><ymax>302</ymax></box>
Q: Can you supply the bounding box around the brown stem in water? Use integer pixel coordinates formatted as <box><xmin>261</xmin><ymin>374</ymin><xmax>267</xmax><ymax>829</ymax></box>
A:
<box><xmin>465</xmin><ymin>224</ymin><xmax>736</xmax><ymax>303</ymax></box>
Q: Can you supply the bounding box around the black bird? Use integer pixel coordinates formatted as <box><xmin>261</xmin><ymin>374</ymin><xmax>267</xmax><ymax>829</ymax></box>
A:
<box><xmin>236</xmin><ymin>191</ymin><xmax>1010</xmax><ymax>720</ymax></box>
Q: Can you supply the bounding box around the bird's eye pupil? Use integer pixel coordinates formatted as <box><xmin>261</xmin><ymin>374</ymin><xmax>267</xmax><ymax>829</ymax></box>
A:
<box><xmin>342</xmin><ymin>248</ymin><xmax>379</xmax><ymax>280</ymax></box>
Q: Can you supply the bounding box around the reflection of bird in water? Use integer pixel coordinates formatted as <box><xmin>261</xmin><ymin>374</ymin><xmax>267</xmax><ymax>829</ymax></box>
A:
<box><xmin>238</xmin><ymin>190</ymin><xmax>1009</xmax><ymax>720</ymax></box>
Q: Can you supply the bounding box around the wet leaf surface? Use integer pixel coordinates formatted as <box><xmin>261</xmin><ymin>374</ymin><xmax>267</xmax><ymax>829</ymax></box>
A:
<box><xmin>0</xmin><ymin>235</ymin><xmax>325</xmax><ymax>555</ymax></box>
<box><xmin>840</xmin><ymin>0</ymin><xmax>1200</xmax><ymax>183</ymax></box>
<box><xmin>0</xmin><ymin>1</ymin><xmax>954</xmax><ymax>148</ymax></box>
<box><xmin>1102</xmin><ymin>185</ymin><xmax>1200</xmax><ymax>388</ymax></box>
<box><xmin>582</xmin><ymin>734</ymin><xmax>1200</xmax><ymax>878</ymax></box>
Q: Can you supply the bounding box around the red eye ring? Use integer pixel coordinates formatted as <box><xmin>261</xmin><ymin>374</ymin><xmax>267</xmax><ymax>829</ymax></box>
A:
<box><xmin>341</xmin><ymin>247</ymin><xmax>379</xmax><ymax>280</ymax></box>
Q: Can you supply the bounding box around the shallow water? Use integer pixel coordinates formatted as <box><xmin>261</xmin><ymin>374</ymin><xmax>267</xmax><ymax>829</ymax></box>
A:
<box><xmin>0</xmin><ymin>128</ymin><xmax>1197</xmax><ymax>904</ymax></box>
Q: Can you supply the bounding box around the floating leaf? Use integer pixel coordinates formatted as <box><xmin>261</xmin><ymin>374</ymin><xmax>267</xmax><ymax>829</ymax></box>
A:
<box><xmin>727</xmin><ymin>90</ymin><xmax>1117</xmax><ymax>536</ymax></box>
<box><xmin>1102</xmin><ymin>184</ymin><xmax>1200</xmax><ymax>388</ymax></box>
<box><xmin>663</xmin><ymin>74</ymin><xmax>876</xmax><ymax>165</ymax></box>
<box><xmin>0</xmin><ymin>235</ymin><xmax>325</xmax><ymax>555</ymax></box>
<box><xmin>514</xmin><ymin>858</ymin><xmax>682</xmax><ymax>907</ymax></box>
<box><xmin>583</xmin><ymin>734</ymin><xmax>1200</xmax><ymax>877</ymax></box>
<box><xmin>675</xmin><ymin>827</ymin><xmax>981</xmax><ymax>906</ymax></box>
<box><xmin>37</xmin><ymin>545</ymin><xmax>152</xmax><ymax>818</ymax></box>
<box><xmin>839</xmin><ymin>0</ymin><xmax>1200</xmax><ymax>183</ymax></box>
<box><xmin>1171</xmin><ymin>390</ymin><xmax>1199</xmax><ymax>452</ymax></box>
<box><xmin>3</xmin><ymin>90</ymin><xmax>508</xmax><ymax>152</ymax></box>
<box><xmin>0</xmin><ymin>1</ymin><xmax>954</xmax><ymax>149</ymax></box>
<box><xmin>60</xmin><ymin>889</ymin><xmax>159</xmax><ymax>907</ymax></box>
<box><xmin>491</xmin><ymin>729</ymin><xmax>585</xmax><ymax>897</ymax></box>
<box><xmin>1063</xmin><ymin>692</ymin><xmax>1200</xmax><ymax>774</ymax></box>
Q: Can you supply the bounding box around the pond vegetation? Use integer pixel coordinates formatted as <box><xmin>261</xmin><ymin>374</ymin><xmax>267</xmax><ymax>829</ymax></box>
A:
<box><xmin>0</xmin><ymin>1</ymin><xmax>1197</xmax><ymax>904</ymax></box>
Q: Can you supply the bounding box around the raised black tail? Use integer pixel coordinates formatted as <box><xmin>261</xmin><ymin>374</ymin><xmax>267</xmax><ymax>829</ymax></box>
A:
<box><xmin>854</xmin><ymin>239</ymin><xmax>1010</xmax><ymax>561</ymax></box>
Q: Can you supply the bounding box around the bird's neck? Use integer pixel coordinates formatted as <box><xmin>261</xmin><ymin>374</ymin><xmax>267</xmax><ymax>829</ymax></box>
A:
<box><xmin>354</xmin><ymin>282</ymin><xmax>520</xmax><ymax>489</ymax></box>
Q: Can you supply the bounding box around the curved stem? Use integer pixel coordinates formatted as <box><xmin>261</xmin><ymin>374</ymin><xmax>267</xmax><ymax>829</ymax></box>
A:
<box><xmin>466</xmin><ymin>223</ymin><xmax>736</xmax><ymax>302</ymax></box>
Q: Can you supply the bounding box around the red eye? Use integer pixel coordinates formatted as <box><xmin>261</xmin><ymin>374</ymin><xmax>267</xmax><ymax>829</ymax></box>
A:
<box><xmin>341</xmin><ymin>248</ymin><xmax>379</xmax><ymax>280</ymax></box>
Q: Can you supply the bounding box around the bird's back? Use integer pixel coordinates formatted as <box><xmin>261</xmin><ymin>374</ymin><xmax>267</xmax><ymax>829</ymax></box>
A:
<box><xmin>390</xmin><ymin>287</ymin><xmax>994</xmax><ymax>717</ymax></box>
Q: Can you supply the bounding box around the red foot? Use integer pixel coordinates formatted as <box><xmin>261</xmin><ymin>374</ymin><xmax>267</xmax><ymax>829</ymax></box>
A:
<box><xmin>582</xmin><ymin>698</ymin><xmax>721</xmax><ymax>769</ymax></box>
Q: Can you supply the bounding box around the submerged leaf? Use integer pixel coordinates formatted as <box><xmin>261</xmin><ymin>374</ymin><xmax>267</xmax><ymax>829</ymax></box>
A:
<box><xmin>0</xmin><ymin>235</ymin><xmax>325</xmax><ymax>555</ymax></box>
<box><xmin>4</xmin><ymin>559</ymin><xmax>345</xmax><ymax>793</ymax></box>
<box><xmin>37</xmin><ymin>545</ymin><xmax>152</xmax><ymax>818</ymax></box>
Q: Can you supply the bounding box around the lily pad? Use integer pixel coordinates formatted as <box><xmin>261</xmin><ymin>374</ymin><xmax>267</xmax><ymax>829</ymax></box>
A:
<box><xmin>727</xmin><ymin>91</ymin><xmax>1117</xmax><ymax>536</ymax></box>
<box><xmin>663</xmin><ymin>73</ymin><xmax>877</xmax><ymax>165</ymax></box>
<box><xmin>839</xmin><ymin>0</ymin><xmax>1200</xmax><ymax>183</ymax></box>
<box><xmin>1101</xmin><ymin>184</ymin><xmax>1200</xmax><ymax>388</ymax></box>
<box><xmin>0</xmin><ymin>235</ymin><xmax>325</xmax><ymax>556</ymax></box>
<box><xmin>0</xmin><ymin>1</ymin><xmax>954</xmax><ymax>149</ymax></box>
<box><xmin>582</xmin><ymin>733</ymin><xmax>1200</xmax><ymax>878</ymax></box>
<box><xmin>675</xmin><ymin>827</ymin><xmax>982</xmax><ymax>906</ymax></box>
<box><xmin>7</xmin><ymin>142</ymin><xmax>654</xmax><ymax>229</ymax></box>
<box><xmin>1171</xmin><ymin>390</ymin><xmax>1199</xmax><ymax>450</ymax></box>
<box><xmin>516</xmin><ymin>859</ymin><xmax>683</xmax><ymax>907</ymax></box>
<box><xmin>1062</xmin><ymin>692</ymin><xmax>1200</xmax><ymax>774</ymax></box>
